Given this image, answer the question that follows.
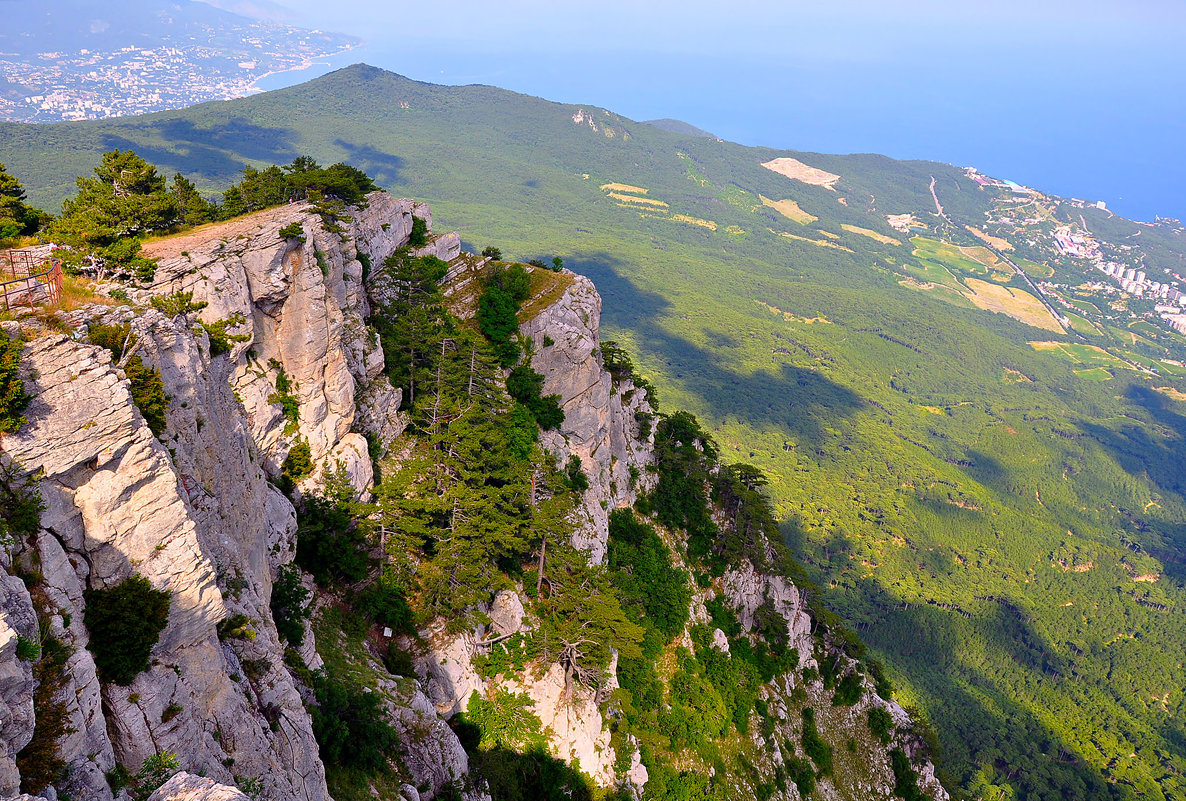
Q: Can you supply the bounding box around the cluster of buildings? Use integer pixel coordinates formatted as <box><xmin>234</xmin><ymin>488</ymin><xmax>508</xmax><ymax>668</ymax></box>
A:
<box><xmin>0</xmin><ymin>29</ymin><xmax>354</xmax><ymax>123</ymax></box>
<box><xmin>1095</xmin><ymin>262</ymin><xmax>1182</xmax><ymax>301</ymax></box>
<box><xmin>1053</xmin><ymin>228</ymin><xmax>1102</xmax><ymax>260</ymax></box>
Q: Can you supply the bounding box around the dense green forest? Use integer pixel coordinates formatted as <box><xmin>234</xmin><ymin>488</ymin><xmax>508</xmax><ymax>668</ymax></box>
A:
<box><xmin>3</xmin><ymin>65</ymin><xmax>1186</xmax><ymax>799</ymax></box>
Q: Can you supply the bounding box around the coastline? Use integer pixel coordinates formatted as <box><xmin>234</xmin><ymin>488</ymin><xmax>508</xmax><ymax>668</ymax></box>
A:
<box><xmin>246</xmin><ymin>41</ymin><xmax>365</xmax><ymax>94</ymax></box>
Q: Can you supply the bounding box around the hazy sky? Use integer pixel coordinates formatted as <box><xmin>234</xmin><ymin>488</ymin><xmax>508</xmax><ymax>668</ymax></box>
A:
<box><xmin>219</xmin><ymin>0</ymin><xmax>1186</xmax><ymax>220</ymax></box>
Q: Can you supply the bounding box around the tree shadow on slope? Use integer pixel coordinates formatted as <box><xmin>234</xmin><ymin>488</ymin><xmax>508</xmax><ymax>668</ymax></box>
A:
<box><xmin>569</xmin><ymin>253</ymin><xmax>864</xmax><ymax>444</ymax></box>
<box><xmin>101</xmin><ymin>117</ymin><xmax>299</xmax><ymax>181</ymax></box>
<box><xmin>449</xmin><ymin>713</ymin><xmax>606</xmax><ymax>801</ymax></box>
<box><xmin>332</xmin><ymin>140</ymin><xmax>404</xmax><ymax>187</ymax></box>
<box><xmin>827</xmin><ymin>573</ymin><xmax>1131</xmax><ymax>801</ymax></box>
<box><xmin>1080</xmin><ymin>383</ymin><xmax>1186</xmax><ymax>575</ymax></box>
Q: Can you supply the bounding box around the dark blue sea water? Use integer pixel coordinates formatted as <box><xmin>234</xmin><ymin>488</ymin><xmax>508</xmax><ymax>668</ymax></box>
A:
<box><xmin>258</xmin><ymin>38</ymin><xmax>1185</xmax><ymax>224</ymax></box>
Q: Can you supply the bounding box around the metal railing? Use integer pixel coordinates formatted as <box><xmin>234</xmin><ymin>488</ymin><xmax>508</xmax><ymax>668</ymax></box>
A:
<box><xmin>0</xmin><ymin>249</ymin><xmax>63</xmax><ymax>311</ymax></box>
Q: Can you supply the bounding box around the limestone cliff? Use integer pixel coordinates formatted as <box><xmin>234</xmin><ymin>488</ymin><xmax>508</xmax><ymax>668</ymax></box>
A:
<box><xmin>520</xmin><ymin>273</ymin><xmax>655</xmax><ymax>562</ymax></box>
<box><xmin>0</xmin><ymin>195</ymin><xmax>445</xmax><ymax>801</ymax></box>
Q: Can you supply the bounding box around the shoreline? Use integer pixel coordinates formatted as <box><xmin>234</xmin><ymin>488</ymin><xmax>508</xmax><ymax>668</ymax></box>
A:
<box><xmin>246</xmin><ymin>41</ymin><xmax>365</xmax><ymax>94</ymax></box>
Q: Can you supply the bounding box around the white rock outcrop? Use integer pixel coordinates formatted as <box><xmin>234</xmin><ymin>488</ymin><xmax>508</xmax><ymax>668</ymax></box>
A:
<box><xmin>519</xmin><ymin>273</ymin><xmax>655</xmax><ymax>562</ymax></box>
<box><xmin>146</xmin><ymin>772</ymin><xmax>251</xmax><ymax>801</ymax></box>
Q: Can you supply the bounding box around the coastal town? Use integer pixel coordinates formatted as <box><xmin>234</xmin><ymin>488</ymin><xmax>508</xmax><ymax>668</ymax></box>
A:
<box><xmin>0</xmin><ymin>20</ymin><xmax>356</xmax><ymax>122</ymax></box>
<box><xmin>963</xmin><ymin>167</ymin><xmax>1186</xmax><ymax>341</ymax></box>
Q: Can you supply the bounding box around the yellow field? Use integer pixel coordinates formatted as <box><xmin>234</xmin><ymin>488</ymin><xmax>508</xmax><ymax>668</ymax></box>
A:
<box><xmin>759</xmin><ymin>195</ymin><xmax>817</xmax><ymax>224</ymax></box>
<box><xmin>608</xmin><ymin>192</ymin><xmax>668</xmax><ymax>207</ymax></box>
<box><xmin>756</xmin><ymin>300</ymin><xmax>833</xmax><ymax>324</ymax></box>
<box><xmin>600</xmin><ymin>182</ymin><xmax>648</xmax><ymax>194</ymax></box>
<box><xmin>770</xmin><ymin>229</ymin><xmax>854</xmax><ymax>252</ymax></box>
<box><xmin>841</xmin><ymin>224</ymin><xmax>901</xmax><ymax>246</ymax></box>
<box><xmin>965</xmin><ymin>225</ymin><xmax>1014</xmax><ymax>251</ymax></box>
<box><xmin>964</xmin><ymin>278</ymin><xmax>1064</xmax><ymax>332</ymax></box>
<box><xmin>1155</xmin><ymin>386</ymin><xmax>1186</xmax><ymax>402</ymax></box>
<box><xmin>957</xmin><ymin>245</ymin><xmax>1001</xmax><ymax>269</ymax></box>
<box><xmin>760</xmin><ymin>157</ymin><xmax>841</xmax><ymax>188</ymax></box>
<box><xmin>672</xmin><ymin>214</ymin><xmax>717</xmax><ymax>231</ymax></box>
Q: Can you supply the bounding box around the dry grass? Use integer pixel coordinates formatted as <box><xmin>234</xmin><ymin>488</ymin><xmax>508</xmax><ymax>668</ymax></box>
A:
<box><xmin>518</xmin><ymin>268</ymin><xmax>576</xmax><ymax>324</ymax></box>
<box><xmin>58</xmin><ymin>274</ymin><xmax>115</xmax><ymax>312</ymax></box>
<box><xmin>671</xmin><ymin>214</ymin><xmax>717</xmax><ymax>231</ymax></box>
<box><xmin>964</xmin><ymin>225</ymin><xmax>1014</xmax><ymax>251</ymax></box>
<box><xmin>957</xmin><ymin>245</ymin><xmax>1002</xmax><ymax>269</ymax></box>
<box><xmin>841</xmin><ymin>224</ymin><xmax>901</xmax><ymax>246</ymax></box>
<box><xmin>600</xmin><ymin>182</ymin><xmax>648</xmax><ymax>195</ymax></box>
<box><xmin>759</xmin><ymin>195</ymin><xmax>817</xmax><ymax>225</ymax></box>
<box><xmin>608</xmin><ymin>192</ymin><xmax>668</xmax><ymax>208</ymax></box>
<box><xmin>755</xmin><ymin>301</ymin><xmax>833</xmax><ymax>324</ymax></box>
<box><xmin>964</xmin><ymin>278</ymin><xmax>1063</xmax><ymax>332</ymax></box>
<box><xmin>769</xmin><ymin>229</ymin><xmax>854</xmax><ymax>253</ymax></box>
<box><xmin>1154</xmin><ymin>386</ymin><xmax>1186</xmax><ymax>402</ymax></box>
<box><xmin>760</xmin><ymin>157</ymin><xmax>841</xmax><ymax>189</ymax></box>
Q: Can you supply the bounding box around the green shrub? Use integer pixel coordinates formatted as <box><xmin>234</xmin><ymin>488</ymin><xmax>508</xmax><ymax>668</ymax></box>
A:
<box><xmin>279</xmin><ymin>222</ymin><xmax>305</xmax><ymax>242</ymax></box>
<box><xmin>0</xmin><ymin>331</ymin><xmax>30</xmax><ymax>434</ymax></box>
<box><xmin>216</xmin><ymin>614</ymin><xmax>255</xmax><ymax>641</ymax></box>
<box><xmin>785</xmin><ymin>755</ymin><xmax>816</xmax><ymax>798</ymax></box>
<box><xmin>564</xmin><ymin>455</ymin><xmax>589</xmax><ymax>493</ymax></box>
<box><xmin>801</xmin><ymin>708</ymin><xmax>832</xmax><ymax>776</ymax></box>
<box><xmin>199</xmin><ymin>313</ymin><xmax>249</xmax><ymax>357</ymax></box>
<box><xmin>150</xmin><ymin>291</ymin><xmax>206</xmax><ymax>317</ymax></box>
<box><xmin>477</xmin><ymin>286</ymin><xmax>522</xmax><ymax>367</ymax></box>
<box><xmin>15</xmin><ymin>635</ymin><xmax>71</xmax><ymax>794</ymax></box>
<box><xmin>506</xmin><ymin>365</ymin><xmax>564</xmax><ymax>429</ymax></box>
<box><xmin>355</xmin><ymin>575</ymin><xmax>413</xmax><ymax>634</ymax></box>
<box><xmin>382</xmin><ymin>641</ymin><xmax>415</xmax><ymax>677</ymax></box>
<box><xmin>83</xmin><ymin>574</ymin><xmax>171</xmax><ymax>685</ymax></box>
<box><xmin>408</xmin><ymin>216</ymin><xmax>428</xmax><ymax>247</ymax></box>
<box><xmin>868</xmin><ymin>706</ymin><xmax>894</xmax><ymax>744</ymax></box>
<box><xmin>607</xmin><ymin>509</ymin><xmax>690</xmax><ymax>639</ymax></box>
<box><xmin>130</xmin><ymin>751</ymin><xmax>179</xmax><ymax>801</ymax></box>
<box><xmin>270</xmin><ymin>563</ymin><xmax>310</xmax><ymax>647</ymax></box>
<box><xmin>461</xmin><ymin>690</ymin><xmax>546</xmax><ymax>752</ymax></box>
<box><xmin>311</xmin><ymin>667</ymin><xmax>398</xmax><ymax>772</ymax></box>
<box><xmin>477</xmin><ymin>264</ymin><xmax>532</xmax><ymax>367</ymax></box>
<box><xmin>481</xmin><ymin>245</ymin><xmax>502</xmax><ymax>260</ymax></box>
<box><xmin>0</xmin><ymin>459</ymin><xmax>44</xmax><ymax>550</ymax></box>
<box><xmin>161</xmin><ymin>703</ymin><xmax>183</xmax><ymax>723</ymax></box>
<box><xmin>867</xmin><ymin>658</ymin><xmax>894</xmax><ymax>699</ymax></box>
<box><xmin>280</xmin><ymin>439</ymin><xmax>314</xmax><ymax>491</ymax></box>
<box><xmin>890</xmin><ymin>748</ymin><xmax>926</xmax><ymax>801</ymax></box>
<box><xmin>124</xmin><ymin>356</ymin><xmax>168</xmax><ymax>437</ymax></box>
<box><xmin>88</xmin><ymin>323</ymin><xmax>168</xmax><ymax>437</ymax></box>
<box><xmin>15</xmin><ymin>634</ymin><xmax>39</xmax><ymax>661</ymax></box>
<box><xmin>832</xmin><ymin>668</ymin><xmax>864</xmax><ymax>706</ymax></box>
<box><xmin>268</xmin><ymin>367</ymin><xmax>300</xmax><ymax>435</ymax></box>
<box><xmin>295</xmin><ymin>468</ymin><xmax>370</xmax><ymax>586</ymax></box>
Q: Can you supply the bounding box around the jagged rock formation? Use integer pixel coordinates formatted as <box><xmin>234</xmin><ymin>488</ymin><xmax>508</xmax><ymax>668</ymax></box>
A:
<box><xmin>0</xmin><ymin>195</ymin><xmax>433</xmax><ymax>801</ymax></box>
<box><xmin>147</xmin><ymin>772</ymin><xmax>251</xmax><ymax>801</ymax></box>
<box><xmin>520</xmin><ymin>273</ymin><xmax>655</xmax><ymax>562</ymax></box>
<box><xmin>0</xmin><ymin>568</ymin><xmax>36</xmax><ymax>795</ymax></box>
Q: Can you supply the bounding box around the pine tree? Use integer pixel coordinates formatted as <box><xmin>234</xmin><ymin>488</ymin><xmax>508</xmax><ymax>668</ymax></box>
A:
<box><xmin>0</xmin><ymin>162</ymin><xmax>47</xmax><ymax>241</ymax></box>
<box><xmin>170</xmin><ymin>174</ymin><xmax>214</xmax><ymax>226</ymax></box>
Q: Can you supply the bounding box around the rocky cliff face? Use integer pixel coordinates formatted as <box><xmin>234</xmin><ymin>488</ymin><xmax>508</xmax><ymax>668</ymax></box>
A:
<box><xmin>520</xmin><ymin>273</ymin><xmax>655</xmax><ymax>563</ymax></box>
<box><xmin>0</xmin><ymin>194</ymin><xmax>440</xmax><ymax>801</ymax></box>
